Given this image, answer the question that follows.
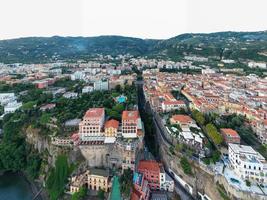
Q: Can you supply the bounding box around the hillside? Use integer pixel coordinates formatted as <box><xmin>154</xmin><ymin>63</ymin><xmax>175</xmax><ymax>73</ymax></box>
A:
<box><xmin>0</xmin><ymin>36</ymin><xmax>159</xmax><ymax>63</ymax></box>
<box><xmin>0</xmin><ymin>31</ymin><xmax>267</xmax><ymax>63</ymax></box>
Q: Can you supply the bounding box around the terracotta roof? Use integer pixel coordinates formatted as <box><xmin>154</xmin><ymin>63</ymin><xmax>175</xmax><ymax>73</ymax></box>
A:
<box><xmin>220</xmin><ymin>128</ymin><xmax>239</xmax><ymax>137</ymax></box>
<box><xmin>162</xmin><ymin>100</ymin><xmax>185</xmax><ymax>105</ymax></box>
<box><xmin>171</xmin><ymin>115</ymin><xmax>193</xmax><ymax>123</ymax></box>
<box><xmin>122</xmin><ymin>111</ymin><xmax>139</xmax><ymax>121</ymax></box>
<box><xmin>130</xmin><ymin>188</ymin><xmax>142</xmax><ymax>200</ymax></box>
<box><xmin>105</xmin><ymin>119</ymin><xmax>119</xmax><ymax>129</ymax></box>
<box><xmin>138</xmin><ymin>160</ymin><xmax>160</xmax><ymax>173</ymax></box>
<box><xmin>71</xmin><ymin>133</ymin><xmax>79</xmax><ymax>141</ymax></box>
<box><xmin>84</xmin><ymin>108</ymin><xmax>105</xmax><ymax>118</ymax></box>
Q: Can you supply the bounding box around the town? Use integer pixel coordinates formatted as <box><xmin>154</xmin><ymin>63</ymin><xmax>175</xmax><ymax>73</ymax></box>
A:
<box><xmin>0</xmin><ymin>53</ymin><xmax>266</xmax><ymax>200</ymax></box>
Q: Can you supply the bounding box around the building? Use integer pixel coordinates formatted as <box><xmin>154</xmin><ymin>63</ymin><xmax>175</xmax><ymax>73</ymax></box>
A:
<box><xmin>248</xmin><ymin>62</ymin><xmax>267</xmax><ymax>69</ymax></box>
<box><xmin>132</xmin><ymin>172</ymin><xmax>150</xmax><ymax>200</ymax></box>
<box><xmin>170</xmin><ymin>114</ymin><xmax>194</xmax><ymax>128</ymax></box>
<box><xmin>70</xmin><ymin>168</ymin><xmax>111</xmax><ymax>193</ymax></box>
<box><xmin>70</xmin><ymin>71</ymin><xmax>86</xmax><ymax>81</ymax></box>
<box><xmin>34</xmin><ymin>80</ymin><xmax>48</xmax><ymax>89</ymax></box>
<box><xmin>122</xmin><ymin>111</ymin><xmax>140</xmax><ymax>138</ymax></box>
<box><xmin>220</xmin><ymin>128</ymin><xmax>240</xmax><ymax>145</ymax></box>
<box><xmin>40</xmin><ymin>103</ymin><xmax>56</xmax><ymax>111</ymax></box>
<box><xmin>104</xmin><ymin>119</ymin><xmax>119</xmax><ymax>143</ymax></box>
<box><xmin>79</xmin><ymin>108</ymin><xmax>105</xmax><ymax>141</ymax></box>
<box><xmin>63</xmin><ymin>92</ymin><xmax>78</xmax><ymax>99</ymax></box>
<box><xmin>137</xmin><ymin>160</ymin><xmax>161</xmax><ymax>190</ymax></box>
<box><xmin>229</xmin><ymin>143</ymin><xmax>267</xmax><ymax>184</ymax></box>
<box><xmin>160</xmin><ymin>169</ymin><xmax>174</xmax><ymax>192</ymax></box>
<box><xmin>161</xmin><ymin>100</ymin><xmax>186</xmax><ymax>112</ymax></box>
<box><xmin>4</xmin><ymin>101</ymin><xmax>22</xmax><ymax>114</ymax></box>
<box><xmin>94</xmin><ymin>80</ymin><xmax>109</xmax><ymax>91</ymax></box>
<box><xmin>0</xmin><ymin>93</ymin><xmax>16</xmax><ymax>105</ymax></box>
<box><xmin>132</xmin><ymin>160</ymin><xmax>174</xmax><ymax>199</ymax></box>
<box><xmin>82</xmin><ymin>86</ymin><xmax>94</xmax><ymax>94</ymax></box>
<box><xmin>51</xmin><ymin>137</ymin><xmax>72</xmax><ymax>147</ymax></box>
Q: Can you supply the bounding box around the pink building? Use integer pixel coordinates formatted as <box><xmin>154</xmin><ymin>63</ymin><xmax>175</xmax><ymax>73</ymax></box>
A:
<box><xmin>79</xmin><ymin>108</ymin><xmax>105</xmax><ymax>141</ymax></box>
<box><xmin>137</xmin><ymin>160</ymin><xmax>160</xmax><ymax>190</ymax></box>
<box><xmin>122</xmin><ymin>111</ymin><xmax>141</xmax><ymax>138</ymax></box>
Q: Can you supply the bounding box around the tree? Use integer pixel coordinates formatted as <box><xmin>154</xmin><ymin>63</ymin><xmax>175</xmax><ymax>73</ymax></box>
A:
<box><xmin>112</xmin><ymin>104</ymin><xmax>124</xmax><ymax>113</ymax></box>
<box><xmin>119</xmin><ymin>168</ymin><xmax>133</xmax><ymax>197</ymax></box>
<box><xmin>205</xmin><ymin>123</ymin><xmax>223</xmax><ymax>145</ymax></box>
<box><xmin>97</xmin><ymin>189</ymin><xmax>105</xmax><ymax>200</ymax></box>
<box><xmin>71</xmin><ymin>186</ymin><xmax>87</xmax><ymax>200</ymax></box>
<box><xmin>211</xmin><ymin>150</ymin><xmax>221</xmax><ymax>163</ymax></box>
<box><xmin>192</xmin><ymin>110</ymin><xmax>205</xmax><ymax>126</ymax></box>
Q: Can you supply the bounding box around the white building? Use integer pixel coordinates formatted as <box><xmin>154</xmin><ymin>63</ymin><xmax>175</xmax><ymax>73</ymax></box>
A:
<box><xmin>229</xmin><ymin>143</ymin><xmax>267</xmax><ymax>184</ymax></box>
<box><xmin>160</xmin><ymin>170</ymin><xmax>174</xmax><ymax>192</ymax></box>
<box><xmin>248</xmin><ymin>62</ymin><xmax>266</xmax><ymax>69</ymax></box>
<box><xmin>63</xmin><ymin>92</ymin><xmax>78</xmax><ymax>99</ymax></box>
<box><xmin>201</xmin><ymin>69</ymin><xmax>216</xmax><ymax>74</ymax></box>
<box><xmin>0</xmin><ymin>93</ymin><xmax>16</xmax><ymax>105</ymax></box>
<box><xmin>94</xmin><ymin>80</ymin><xmax>109</xmax><ymax>91</ymax></box>
<box><xmin>161</xmin><ymin>100</ymin><xmax>186</xmax><ymax>112</ymax></box>
<box><xmin>71</xmin><ymin>71</ymin><xmax>86</xmax><ymax>81</ymax></box>
<box><xmin>79</xmin><ymin>108</ymin><xmax>105</xmax><ymax>141</ymax></box>
<box><xmin>82</xmin><ymin>86</ymin><xmax>94</xmax><ymax>94</ymax></box>
<box><xmin>4</xmin><ymin>101</ymin><xmax>22</xmax><ymax>114</ymax></box>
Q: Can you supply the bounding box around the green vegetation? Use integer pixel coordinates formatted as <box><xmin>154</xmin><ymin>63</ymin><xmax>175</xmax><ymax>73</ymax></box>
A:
<box><xmin>119</xmin><ymin>168</ymin><xmax>133</xmax><ymax>197</ymax></box>
<box><xmin>216</xmin><ymin>183</ymin><xmax>231</xmax><ymax>200</ymax></box>
<box><xmin>0</xmin><ymin>82</ymin><xmax>34</xmax><ymax>93</ymax></box>
<box><xmin>192</xmin><ymin>110</ymin><xmax>205</xmax><ymax>126</ymax></box>
<box><xmin>97</xmin><ymin>189</ymin><xmax>105</xmax><ymax>200</ymax></box>
<box><xmin>169</xmin><ymin>146</ymin><xmax>175</xmax><ymax>155</ymax></box>
<box><xmin>46</xmin><ymin>154</ymin><xmax>70</xmax><ymax>200</ymax></box>
<box><xmin>205</xmin><ymin>123</ymin><xmax>223</xmax><ymax>145</ymax></box>
<box><xmin>0</xmin><ymin>111</ymin><xmax>42</xmax><ymax>179</ymax></box>
<box><xmin>71</xmin><ymin>186</ymin><xmax>87</xmax><ymax>200</ymax></box>
<box><xmin>180</xmin><ymin>156</ymin><xmax>192</xmax><ymax>175</ymax></box>
<box><xmin>245</xmin><ymin>179</ymin><xmax>251</xmax><ymax>187</ymax></box>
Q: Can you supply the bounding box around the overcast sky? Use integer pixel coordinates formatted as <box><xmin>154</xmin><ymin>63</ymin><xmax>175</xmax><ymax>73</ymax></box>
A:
<box><xmin>0</xmin><ymin>0</ymin><xmax>267</xmax><ymax>40</ymax></box>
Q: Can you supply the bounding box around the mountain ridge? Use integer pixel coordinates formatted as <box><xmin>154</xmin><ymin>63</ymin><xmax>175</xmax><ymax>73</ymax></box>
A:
<box><xmin>0</xmin><ymin>31</ymin><xmax>266</xmax><ymax>63</ymax></box>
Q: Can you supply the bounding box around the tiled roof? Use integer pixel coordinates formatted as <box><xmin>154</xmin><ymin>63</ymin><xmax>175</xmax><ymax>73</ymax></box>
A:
<box><xmin>84</xmin><ymin>108</ymin><xmax>105</xmax><ymax>118</ymax></box>
<box><xmin>105</xmin><ymin>119</ymin><xmax>119</xmax><ymax>129</ymax></box>
<box><xmin>220</xmin><ymin>128</ymin><xmax>239</xmax><ymax>137</ymax></box>
<box><xmin>162</xmin><ymin>100</ymin><xmax>185</xmax><ymax>105</ymax></box>
<box><xmin>138</xmin><ymin>160</ymin><xmax>160</xmax><ymax>173</ymax></box>
<box><xmin>122</xmin><ymin>111</ymin><xmax>139</xmax><ymax>121</ymax></box>
<box><xmin>130</xmin><ymin>188</ymin><xmax>142</xmax><ymax>200</ymax></box>
<box><xmin>171</xmin><ymin>114</ymin><xmax>193</xmax><ymax>123</ymax></box>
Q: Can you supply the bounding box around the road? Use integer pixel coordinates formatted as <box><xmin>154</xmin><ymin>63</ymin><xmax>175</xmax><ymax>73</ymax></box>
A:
<box><xmin>136</xmin><ymin>81</ymin><xmax>195</xmax><ymax>200</ymax></box>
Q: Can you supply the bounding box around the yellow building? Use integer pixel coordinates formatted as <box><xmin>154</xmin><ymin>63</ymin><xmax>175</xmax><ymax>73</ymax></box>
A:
<box><xmin>69</xmin><ymin>168</ymin><xmax>111</xmax><ymax>193</ymax></box>
<box><xmin>104</xmin><ymin>119</ymin><xmax>119</xmax><ymax>137</ymax></box>
<box><xmin>87</xmin><ymin>169</ymin><xmax>110</xmax><ymax>192</ymax></box>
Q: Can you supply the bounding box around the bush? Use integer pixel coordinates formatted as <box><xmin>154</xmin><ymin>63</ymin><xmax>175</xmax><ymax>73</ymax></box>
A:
<box><xmin>71</xmin><ymin>186</ymin><xmax>87</xmax><ymax>200</ymax></box>
<box><xmin>245</xmin><ymin>179</ymin><xmax>251</xmax><ymax>187</ymax></box>
<box><xmin>46</xmin><ymin>155</ymin><xmax>70</xmax><ymax>200</ymax></box>
<box><xmin>180</xmin><ymin>156</ymin><xmax>192</xmax><ymax>175</ymax></box>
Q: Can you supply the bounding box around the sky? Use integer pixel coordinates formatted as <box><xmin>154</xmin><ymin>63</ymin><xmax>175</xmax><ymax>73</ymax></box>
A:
<box><xmin>0</xmin><ymin>0</ymin><xmax>267</xmax><ymax>40</ymax></box>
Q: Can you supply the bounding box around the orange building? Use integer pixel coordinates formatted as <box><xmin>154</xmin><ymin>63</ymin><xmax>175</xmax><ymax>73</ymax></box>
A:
<box><xmin>220</xmin><ymin>128</ymin><xmax>240</xmax><ymax>145</ymax></box>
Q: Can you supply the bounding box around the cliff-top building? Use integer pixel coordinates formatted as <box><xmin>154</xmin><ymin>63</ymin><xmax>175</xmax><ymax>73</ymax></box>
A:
<box><xmin>79</xmin><ymin>108</ymin><xmax>105</xmax><ymax>142</ymax></box>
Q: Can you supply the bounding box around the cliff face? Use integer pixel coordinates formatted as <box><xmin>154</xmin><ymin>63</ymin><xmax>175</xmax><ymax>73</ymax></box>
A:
<box><xmin>25</xmin><ymin>125</ymin><xmax>84</xmax><ymax>166</ymax></box>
